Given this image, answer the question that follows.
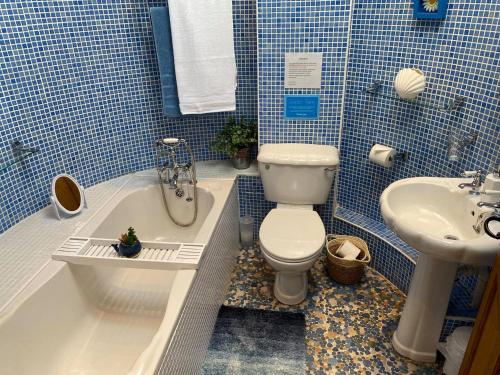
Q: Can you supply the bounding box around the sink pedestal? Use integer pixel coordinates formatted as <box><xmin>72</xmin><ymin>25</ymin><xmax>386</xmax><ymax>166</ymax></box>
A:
<box><xmin>392</xmin><ymin>253</ymin><xmax>458</xmax><ymax>362</ymax></box>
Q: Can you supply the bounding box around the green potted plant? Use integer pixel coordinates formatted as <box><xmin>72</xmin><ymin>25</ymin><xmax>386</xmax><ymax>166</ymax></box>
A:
<box><xmin>210</xmin><ymin>116</ymin><xmax>258</xmax><ymax>169</ymax></box>
<box><xmin>111</xmin><ymin>227</ymin><xmax>142</xmax><ymax>258</ymax></box>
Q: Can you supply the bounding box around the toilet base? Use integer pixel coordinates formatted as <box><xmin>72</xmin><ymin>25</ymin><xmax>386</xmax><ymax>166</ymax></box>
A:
<box><xmin>274</xmin><ymin>271</ymin><xmax>308</xmax><ymax>305</ymax></box>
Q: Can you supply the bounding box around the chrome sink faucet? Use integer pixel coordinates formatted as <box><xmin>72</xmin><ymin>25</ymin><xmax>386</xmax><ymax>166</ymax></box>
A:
<box><xmin>458</xmin><ymin>170</ymin><xmax>483</xmax><ymax>195</ymax></box>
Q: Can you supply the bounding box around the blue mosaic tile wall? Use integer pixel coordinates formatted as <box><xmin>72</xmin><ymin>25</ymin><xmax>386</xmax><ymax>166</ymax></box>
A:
<box><xmin>257</xmin><ymin>0</ymin><xmax>350</xmax><ymax>146</ymax></box>
<box><xmin>238</xmin><ymin>176</ymin><xmax>275</xmax><ymax>240</ymax></box>
<box><xmin>339</xmin><ymin>0</ymin><xmax>500</xmax><ymax>222</ymax></box>
<box><xmin>0</xmin><ymin>0</ymin><xmax>257</xmax><ymax>234</ymax></box>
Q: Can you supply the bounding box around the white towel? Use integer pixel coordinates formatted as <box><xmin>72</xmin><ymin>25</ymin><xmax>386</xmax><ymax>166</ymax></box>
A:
<box><xmin>168</xmin><ymin>0</ymin><xmax>237</xmax><ymax>114</ymax></box>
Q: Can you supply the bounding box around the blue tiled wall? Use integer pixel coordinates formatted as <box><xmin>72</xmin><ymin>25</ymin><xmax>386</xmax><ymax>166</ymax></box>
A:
<box><xmin>238</xmin><ymin>176</ymin><xmax>275</xmax><ymax>240</ymax></box>
<box><xmin>257</xmin><ymin>0</ymin><xmax>350</xmax><ymax>146</ymax></box>
<box><xmin>0</xmin><ymin>0</ymin><xmax>257</xmax><ymax>234</ymax></box>
<box><xmin>255</xmin><ymin>0</ymin><xmax>498</xmax><ymax>223</ymax></box>
<box><xmin>339</xmin><ymin>0</ymin><xmax>500</xmax><ymax>222</ymax></box>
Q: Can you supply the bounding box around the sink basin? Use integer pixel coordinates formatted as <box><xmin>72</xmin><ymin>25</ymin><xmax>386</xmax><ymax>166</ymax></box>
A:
<box><xmin>381</xmin><ymin>177</ymin><xmax>499</xmax><ymax>265</ymax></box>
<box><xmin>380</xmin><ymin>177</ymin><xmax>499</xmax><ymax>362</ymax></box>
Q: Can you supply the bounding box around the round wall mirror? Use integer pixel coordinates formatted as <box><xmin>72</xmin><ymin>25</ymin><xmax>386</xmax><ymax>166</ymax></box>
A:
<box><xmin>51</xmin><ymin>174</ymin><xmax>85</xmax><ymax>216</ymax></box>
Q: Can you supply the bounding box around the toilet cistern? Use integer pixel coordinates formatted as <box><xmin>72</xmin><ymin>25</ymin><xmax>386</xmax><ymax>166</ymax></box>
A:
<box><xmin>257</xmin><ymin>143</ymin><xmax>339</xmax><ymax>305</ymax></box>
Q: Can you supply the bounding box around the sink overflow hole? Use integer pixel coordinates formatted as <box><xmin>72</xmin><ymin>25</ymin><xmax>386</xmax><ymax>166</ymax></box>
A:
<box><xmin>444</xmin><ymin>234</ymin><xmax>459</xmax><ymax>241</ymax></box>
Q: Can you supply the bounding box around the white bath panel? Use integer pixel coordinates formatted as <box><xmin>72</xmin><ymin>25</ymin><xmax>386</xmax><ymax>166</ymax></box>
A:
<box><xmin>52</xmin><ymin>237</ymin><xmax>205</xmax><ymax>270</ymax></box>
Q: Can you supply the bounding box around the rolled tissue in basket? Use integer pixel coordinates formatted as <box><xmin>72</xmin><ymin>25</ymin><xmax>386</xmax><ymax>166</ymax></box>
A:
<box><xmin>336</xmin><ymin>240</ymin><xmax>361</xmax><ymax>261</ymax></box>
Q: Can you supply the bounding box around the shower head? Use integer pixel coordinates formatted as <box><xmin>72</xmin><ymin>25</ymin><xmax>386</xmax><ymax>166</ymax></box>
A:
<box><xmin>155</xmin><ymin>137</ymin><xmax>185</xmax><ymax>148</ymax></box>
<box><xmin>162</xmin><ymin>138</ymin><xmax>180</xmax><ymax>145</ymax></box>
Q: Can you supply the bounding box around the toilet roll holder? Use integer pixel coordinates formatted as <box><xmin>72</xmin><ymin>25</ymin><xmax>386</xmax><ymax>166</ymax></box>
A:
<box><xmin>371</xmin><ymin>143</ymin><xmax>409</xmax><ymax>163</ymax></box>
<box><xmin>392</xmin><ymin>150</ymin><xmax>409</xmax><ymax>162</ymax></box>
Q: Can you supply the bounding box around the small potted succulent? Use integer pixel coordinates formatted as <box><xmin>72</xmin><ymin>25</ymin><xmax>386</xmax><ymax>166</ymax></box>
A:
<box><xmin>111</xmin><ymin>227</ymin><xmax>142</xmax><ymax>258</ymax></box>
<box><xmin>210</xmin><ymin>116</ymin><xmax>258</xmax><ymax>169</ymax></box>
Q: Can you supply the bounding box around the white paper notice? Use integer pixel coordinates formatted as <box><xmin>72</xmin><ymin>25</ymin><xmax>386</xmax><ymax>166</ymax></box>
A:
<box><xmin>285</xmin><ymin>53</ymin><xmax>323</xmax><ymax>89</ymax></box>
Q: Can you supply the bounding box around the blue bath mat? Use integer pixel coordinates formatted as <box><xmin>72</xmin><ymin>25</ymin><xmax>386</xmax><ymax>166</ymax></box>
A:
<box><xmin>201</xmin><ymin>306</ymin><xmax>306</xmax><ymax>374</ymax></box>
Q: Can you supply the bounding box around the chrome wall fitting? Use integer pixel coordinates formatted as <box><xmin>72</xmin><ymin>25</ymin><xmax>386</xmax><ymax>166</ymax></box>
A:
<box><xmin>11</xmin><ymin>140</ymin><xmax>39</xmax><ymax>158</ymax></box>
<box><xmin>394</xmin><ymin>151</ymin><xmax>409</xmax><ymax>162</ymax></box>
<box><xmin>448</xmin><ymin>130</ymin><xmax>478</xmax><ymax>161</ymax></box>
<box><xmin>1</xmin><ymin>140</ymin><xmax>40</xmax><ymax>173</ymax></box>
<box><xmin>364</xmin><ymin>80</ymin><xmax>465</xmax><ymax>113</ymax></box>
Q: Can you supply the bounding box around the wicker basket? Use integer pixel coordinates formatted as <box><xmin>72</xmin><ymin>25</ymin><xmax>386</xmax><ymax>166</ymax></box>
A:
<box><xmin>325</xmin><ymin>234</ymin><xmax>371</xmax><ymax>284</ymax></box>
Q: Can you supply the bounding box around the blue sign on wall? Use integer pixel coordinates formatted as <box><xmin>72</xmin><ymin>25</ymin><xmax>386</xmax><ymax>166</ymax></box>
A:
<box><xmin>284</xmin><ymin>95</ymin><xmax>320</xmax><ymax>120</ymax></box>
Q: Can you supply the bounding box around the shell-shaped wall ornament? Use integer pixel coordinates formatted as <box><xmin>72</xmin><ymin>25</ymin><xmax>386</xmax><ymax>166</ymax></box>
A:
<box><xmin>394</xmin><ymin>68</ymin><xmax>426</xmax><ymax>99</ymax></box>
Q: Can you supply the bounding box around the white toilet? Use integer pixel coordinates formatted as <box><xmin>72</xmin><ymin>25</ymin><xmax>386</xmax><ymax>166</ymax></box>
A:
<box><xmin>257</xmin><ymin>143</ymin><xmax>340</xmax><ymax>305</ymax></box>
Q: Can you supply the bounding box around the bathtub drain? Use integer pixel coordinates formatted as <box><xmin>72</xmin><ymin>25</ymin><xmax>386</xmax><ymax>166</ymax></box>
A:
<box><xmin>175</xmin><ymin>188</ymin><xmax>185</xmax><ymax>198</ymax></box>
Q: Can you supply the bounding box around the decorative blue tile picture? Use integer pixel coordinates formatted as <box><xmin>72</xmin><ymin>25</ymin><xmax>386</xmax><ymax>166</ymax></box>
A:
<box><xmin>413</xmin><ymin>0</ymin><xmax>448</xmax><ymax>20</ymax></box>
<box><xmin>284</xmin><ymin>95</ymin><xmax>320</xmax><ymax>120</ymax></box>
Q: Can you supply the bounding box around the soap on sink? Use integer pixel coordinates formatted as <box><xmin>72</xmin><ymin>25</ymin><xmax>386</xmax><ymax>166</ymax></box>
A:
<box><xmin>336</xmin><ymin>240</ymin><xmax>361</xmax><ymax>260</ymax></box>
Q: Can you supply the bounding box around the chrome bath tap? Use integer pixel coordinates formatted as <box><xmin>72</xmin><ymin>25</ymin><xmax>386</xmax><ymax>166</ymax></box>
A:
<box><xmin>166</xmin><ymin>161</ymin><xmax>193</xmax><ymax>189</ymax></box>
<box><xmin>168</xmin><ymin>162</ymin><xmax>192</xmax><ymax>189</ymax></box>
<box><xmin>156</xmin><ymin>139</ymin><xmax>193</xmax><ymax>189</ymax></box>
<box><xmin>154</xmin><ymin>137</ymin><xmax>199</xmax><ymax>227</ymax></box>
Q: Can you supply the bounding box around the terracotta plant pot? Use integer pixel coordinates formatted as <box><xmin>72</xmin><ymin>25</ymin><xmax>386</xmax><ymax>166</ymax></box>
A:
<box><xmin>232</xmin><ymin>148</ymin><xmax>251</xmax><ymax>170</ymax></box>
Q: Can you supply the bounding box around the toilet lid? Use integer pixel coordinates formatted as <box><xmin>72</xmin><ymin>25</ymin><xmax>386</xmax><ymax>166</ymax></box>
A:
<box><xmin>259</xmin><ymin>209</ymin><xmax>325</xmax><ymax>262</ymax></box>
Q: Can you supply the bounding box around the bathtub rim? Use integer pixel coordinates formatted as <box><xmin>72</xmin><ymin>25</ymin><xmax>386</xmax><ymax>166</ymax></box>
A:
<box><xmin>75</xmin><ymin>175</ymin><xmax>236</xmax><ymax>246</ymax></box>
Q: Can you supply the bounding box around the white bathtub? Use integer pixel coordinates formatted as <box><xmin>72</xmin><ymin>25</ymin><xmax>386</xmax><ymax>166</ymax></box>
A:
<box><xmin>0</xmin><ymin>175</ymin><xmax>239</xmax><ymax>375</ymax></box>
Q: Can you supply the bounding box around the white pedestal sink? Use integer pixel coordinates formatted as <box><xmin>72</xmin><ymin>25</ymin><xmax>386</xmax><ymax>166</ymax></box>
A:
<box><xmin>380</xmin><ymin>177</ymin><xmax>499</xmax><ymax>362</ymax></box>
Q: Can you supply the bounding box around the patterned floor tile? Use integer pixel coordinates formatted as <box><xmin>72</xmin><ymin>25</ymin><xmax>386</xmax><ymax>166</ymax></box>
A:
<box><xmin>224</xmin><ymin>248</ymin><xmax>443</xmax><ymax>375</ymax></box>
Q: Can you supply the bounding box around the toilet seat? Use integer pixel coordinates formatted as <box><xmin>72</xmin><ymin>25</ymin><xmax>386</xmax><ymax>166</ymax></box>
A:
<box><xmin>259</xmin><ymin>208</ymin><xmax>325</xmax><ymax>263</ymax></box>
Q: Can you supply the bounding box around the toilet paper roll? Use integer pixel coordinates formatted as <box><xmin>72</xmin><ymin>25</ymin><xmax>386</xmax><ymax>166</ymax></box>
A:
<box><xmin>336</xmin><ymin>240</ymin><xmax>361</xmax><ymax>261</ymax></box>
<box><xmin>369</xmin><ymin>144</ymin><xmax>396</xmax><ymax>168</ymax></box>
